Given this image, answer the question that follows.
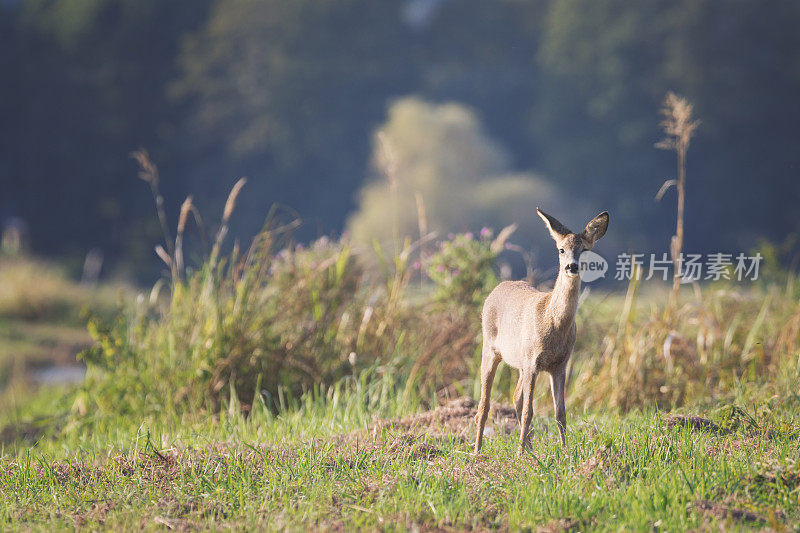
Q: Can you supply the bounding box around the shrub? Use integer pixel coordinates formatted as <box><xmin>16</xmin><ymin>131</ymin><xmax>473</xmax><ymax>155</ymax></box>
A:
<box><xmin>427</xmin><ymin>230</ymin><xmax>497</xmax><ymax>311</ymax></box>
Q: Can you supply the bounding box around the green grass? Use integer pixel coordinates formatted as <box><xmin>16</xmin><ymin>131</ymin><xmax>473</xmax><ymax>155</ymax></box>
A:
<box><xmin>1</xmin><ymin>363</ymin><xmax>799</xmax><ymax>531</ymax></box>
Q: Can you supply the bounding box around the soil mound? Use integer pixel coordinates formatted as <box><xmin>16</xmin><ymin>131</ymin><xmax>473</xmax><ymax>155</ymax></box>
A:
<box><xmin>370</xmin><ymin>396</ymin><xmax>518</xmax><ymax>439</ymax></box>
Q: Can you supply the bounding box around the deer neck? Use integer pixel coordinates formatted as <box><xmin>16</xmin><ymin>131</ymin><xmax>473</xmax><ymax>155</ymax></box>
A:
<box><xmin>547</xmin><ymin>270</ymin><xmax>581</xmax><ymax>329</ymax></box>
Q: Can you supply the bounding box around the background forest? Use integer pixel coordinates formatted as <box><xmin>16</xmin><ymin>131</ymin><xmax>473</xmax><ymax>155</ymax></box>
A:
<box><xmin>3</xmin><ymin>0</ymin><xmax>800</xmax><ymax>278</ymax></box>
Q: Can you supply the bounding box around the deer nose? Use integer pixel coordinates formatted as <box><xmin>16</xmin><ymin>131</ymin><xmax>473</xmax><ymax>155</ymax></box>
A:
<box><xmin>566</xmin><ymin>263</ymin><xmax>579</xmax><ymax>274</ymax></box>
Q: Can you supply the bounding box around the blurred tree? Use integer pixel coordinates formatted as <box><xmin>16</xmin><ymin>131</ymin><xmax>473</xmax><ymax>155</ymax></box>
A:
<box><xmin>347</xmin><ymin>98</ymin><xmax>568</xmax><ymax>253</ymax></box>
<box><xmin>174</xmin><ymin>0</ymin><xmax>416</xmax><ymax>238</ymax></box>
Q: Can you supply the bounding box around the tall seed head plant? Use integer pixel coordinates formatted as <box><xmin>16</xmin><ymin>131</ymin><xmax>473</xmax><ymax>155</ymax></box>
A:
<box><xmin>655</xmin><ymin>92</ymin><xmax>700</xmax><ymax>313</ymax></box>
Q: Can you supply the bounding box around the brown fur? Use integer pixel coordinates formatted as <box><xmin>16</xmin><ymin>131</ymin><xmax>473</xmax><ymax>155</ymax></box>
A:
<box><xmin>473</xmin><ymin>208</ymin><xmax>609</xmax><ymax>456</ymax></box>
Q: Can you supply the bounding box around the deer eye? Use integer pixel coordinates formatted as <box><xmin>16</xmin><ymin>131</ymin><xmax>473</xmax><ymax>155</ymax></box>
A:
<box><xmin>559</xmin><ymin>248</ymin><xmax>565</xmax><ymax>254</ymax></box>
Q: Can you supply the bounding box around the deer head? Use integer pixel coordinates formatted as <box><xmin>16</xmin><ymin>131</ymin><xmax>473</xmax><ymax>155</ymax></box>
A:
<box><xmin>537</xmin><ymin>208</ymin><xmax>609</xmax><ymax>279</ymax></box>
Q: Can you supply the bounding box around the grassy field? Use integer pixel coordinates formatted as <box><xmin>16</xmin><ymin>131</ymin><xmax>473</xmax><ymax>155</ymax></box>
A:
<box><xmin>2</xmin><ymin>250</ymin><xmax>799</xmax><ymax>530</ymax></box>
<box><xmin>2</xmin><ymin>368</ymin><xmax>799</xmax><ymax>531</ymax></box>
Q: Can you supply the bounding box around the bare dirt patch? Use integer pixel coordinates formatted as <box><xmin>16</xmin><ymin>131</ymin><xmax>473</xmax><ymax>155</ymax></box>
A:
<box><xmin>538</xmin><ymin>517</ymin><xmax>580</xmax><ymax>532</ymax></box>
<box><xmin>579</xmin><ymin>448</ymin><xmax>613</xmax><ymax>479</ymax></box>
<box><xmin>664</xmin><ymin>415</ymin><xmax>727</xmax><ymax>434</ymax></box>
<box><xmin>577</xmin><ymin>446</ymin><xmax>627</xmax><ymax>489</ymax></box>
<box><xmin>50</xmin><ymin>461</ymin><xmax>103</xmax><ymax>486</ymax></box>
<box><xmin>748</xmin><ymin>461</ymin><xmax>800</xmax><ymax>492</ymax></box>
<box><xmin>693</xmin><ymin>499</ymin><xmax>768</xmax><ymax>524</ymax></box>
<box><xmin>703</xmin><ymin>436</ymin><xmax>777</xmax><ymax>458</ymax></box>
<box><xmin>369</xmin><ymin>396</ymin><xmax>517</xmax><ymax>440</ymax></box>
<box><xmin>73</xmin><ymin>501</ymin><xmax>114</xmax><ymax>527</ymax></box>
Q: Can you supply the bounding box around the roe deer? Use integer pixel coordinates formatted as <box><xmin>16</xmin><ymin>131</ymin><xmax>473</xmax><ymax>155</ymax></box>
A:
<box><xmin>474</xmin><ymin>208</ymin><xmax>609</xmax><ymax>456</ymax></box>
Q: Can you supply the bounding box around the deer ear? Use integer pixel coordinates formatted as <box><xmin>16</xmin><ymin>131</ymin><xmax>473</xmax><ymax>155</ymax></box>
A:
<box><xmin>582</xmin><ymin>211</ymin><xmax>609</xmax><ymax>245</ymax></box>
<box><xmin>537</xmin><ymin>208</ymin><xmax>570</xmax><ymax>241</ymax></box>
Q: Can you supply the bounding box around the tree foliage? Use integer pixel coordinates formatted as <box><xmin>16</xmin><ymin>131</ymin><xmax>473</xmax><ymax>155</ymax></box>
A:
<box><xmin>2</xmin><ymin>0</ymin><xmax>800</xmax><ymax>272</ymax></box>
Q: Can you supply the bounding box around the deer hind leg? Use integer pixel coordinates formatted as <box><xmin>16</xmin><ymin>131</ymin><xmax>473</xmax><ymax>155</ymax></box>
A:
<box><xmin>513</xmin><ymin>371</ymin><xmax>524</xmax><ymax>422</ymax></box>
<box><xmin>517</xmin><ymin>368</ymin><xmax>537</xmax><ymax>456</ymax></box>
<box><xmin>550</xmin><ymin>367</ymin><xmax>567</xmax><ymax>448</ymax></box>
<box><xmin>474</xmin><ymin>341</ymin><xmax>501</xmax><ymax>454</ymax></box>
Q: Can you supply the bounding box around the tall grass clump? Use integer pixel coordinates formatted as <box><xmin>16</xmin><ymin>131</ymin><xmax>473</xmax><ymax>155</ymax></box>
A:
<box><xmin>72</xmin><ymin>154</ymin><xmax>505</xmax><ymax>430</ymax></box>
<box><xmin>78</xmin><ymin>223</ymin><xmax>406</xmax><ymax>424</ymax></box>
<box><xmin>569</xmin><ymin>271</ymin><xmax>800</xmax><ymax>412</ymax></box>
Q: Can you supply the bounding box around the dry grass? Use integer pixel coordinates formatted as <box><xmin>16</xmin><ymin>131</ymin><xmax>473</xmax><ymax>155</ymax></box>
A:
<box><xmin>567</xmin><ymin>278</ymin><xmax>800</xmax><ymax>412</ymax></box>
<box><xmin>656</xmin><ymin>91</ymin><xmax>701</xmax><ymax>310</ymax></box>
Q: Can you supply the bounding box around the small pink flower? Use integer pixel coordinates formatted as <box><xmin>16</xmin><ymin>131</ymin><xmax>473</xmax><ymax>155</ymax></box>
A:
<box><xmin>505</xmin><ymin>242</ymin><xmax>513</xmax><ymax>250</ymax></box>
<box><xmin>436</xmin><ymin>264</ymin><xmax>445</xmax><ymax>273</ymax></box>
<box><xmin>447</xmin><ymin>233</ymin><xmax>455</xmax><ymax>240</ymax></box>
<box><xmin>412</xmin><ymin>261</ymin><xmax>421</xmax><ymax>270</ymax></box>
<box><xmin>453</xmin><ymin>269</ymin><xmax>461</xmax><ymax>277</ymax></box>
<box><xmin>480</xmin><ymin>227</ymin><xmax>490</xmax><ymax>237</ymax></box>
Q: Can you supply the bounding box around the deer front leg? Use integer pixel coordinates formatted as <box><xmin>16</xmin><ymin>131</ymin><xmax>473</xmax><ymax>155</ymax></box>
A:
<box><xmin>550</xmin><ymin>366</ymin><xmax>567</xmax><ymax>448</ymax></box>
<box><xmin>474</xmin><ymin>342</ymin><xmax>501</xmax><ymax>455</ymax></box>
<box><xmin>517</xmin><ymin>367</ymin><xmax>537</xmax><ymax>457</ymax></box>
<box><xmin>513</xmin><ymin>371</ymin><xmax>524</xmax><ymax>422</ymax></box>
